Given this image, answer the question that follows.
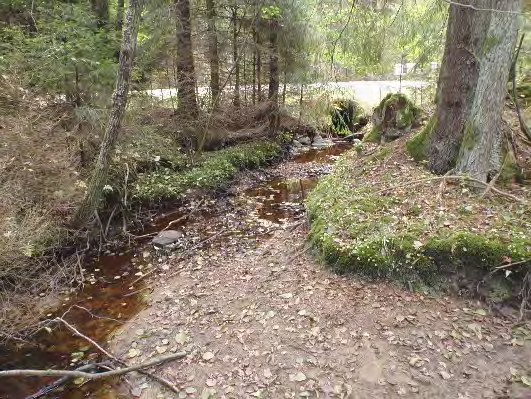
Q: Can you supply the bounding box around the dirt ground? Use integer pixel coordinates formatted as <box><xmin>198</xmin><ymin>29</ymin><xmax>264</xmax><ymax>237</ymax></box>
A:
<box><xmin>111</xmin><ymin>220</ymin><xmax>531</xmax><ymax>398</ymax></box>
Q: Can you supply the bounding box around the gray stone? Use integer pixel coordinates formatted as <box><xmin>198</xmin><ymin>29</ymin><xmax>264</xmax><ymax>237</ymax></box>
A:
<box><xmin>152</xmin><ymin>230</ymin><xmax>183</xmax><ymax>249</ymax></box>
<box><xmin>292</xmin><ymin>139</ymin><xmax>303</xmax><ymax>148</ymax></box>
<box><xmin>298</xmin><ymin>136</ymin><xmax>311</xmax><ymax>146</ymax></box>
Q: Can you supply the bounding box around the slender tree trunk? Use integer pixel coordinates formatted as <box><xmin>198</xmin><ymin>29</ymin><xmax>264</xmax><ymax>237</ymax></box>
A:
<box><xmin>73</xmin><ymin>0</ymin><xmax>144</xmax><ymax>228</ymax></box>
<box><xmin>282</xmin><ymin>70</ymin><xmax>287</xmax><ymax>105</ymax></box>
<box><xmin>427</xmin><ymin>2</ymin><xmax>490</xmax><ymax>174</ymax></box>
<box><xmin>256</xmin><ymin>23</ymin><xmax>263</xmax><ymax>102</ymax></box>
<box><xmin>243</xmin><ymin>47</ymin><xmax>247</xmax><ymax>104</ymax></box>
<box><xmin>115</xmin><ymin>0</ymin><xmax>125</xmax><ymax>32</ymax></box>
<box><xmin>205</xmin><ymin>0</ymin><xmax>220</xmax><ymax>108</ymax></box>
<box><xmin>174</xmin><ymin>0</ymin><xmax>198</xmax><ymax>116</ymax></box>
<box><xmin>252</xmin><ymin>28</ymin><xmax>257</xmax><ymax>105</ymax></box>
<box><xmin>268</xmin><ymin>18</ymin><xmax>280</xmax><ymax>136</ymax></box>
<box><xmin>456</xmin><ymin>0</ymin><xmax>521</xmax><ymax>182</ymax></box>
<box><xmin>232</xmin><ymin>7</ymin><xmax>241</xmax><ymax>107</ymax></box>
<box><xmin>90</xmin><ymin>0</ymin><xmax>110</xmax><ymax>28</ymax></box>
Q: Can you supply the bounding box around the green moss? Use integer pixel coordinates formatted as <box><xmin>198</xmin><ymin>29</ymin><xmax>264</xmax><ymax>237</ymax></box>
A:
<box><xmin>363</xmin><ymin>125</ymin><xmax>383</xmax><ymax>143</ymax></box>
<box><xmin>306</xmin><ymin>147</ymin><xmax>531</xmax><ymax>296</ymax></box>
<box><xmin>406</xmin><ymin>116</ymin><xmax>437</xmax><ymax>162</ymax></box>
<box><xmin>461</xmin><ymin>122</ymin><xmax>479</xmax><ymax>151</ymax></box>
<box><xmin>132</xmin><ymin>141</ymin><xmax>282</xmax><ymax>201</ymax></box>
<box><xmin>499</xmin><ymin>149</ymin><xmax>524</xmax><ymax>184</ymax></box>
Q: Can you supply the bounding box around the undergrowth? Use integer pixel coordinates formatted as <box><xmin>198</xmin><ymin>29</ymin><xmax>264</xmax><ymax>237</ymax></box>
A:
<box><xmin>306</xmin><ymin>138</ymin><xmax>531</xmax><ymax>303</ymax></box>
<box><xmin>132</xmin><ymin>141</ymin><xmax>282</xmax><ymax>200</ymax></box>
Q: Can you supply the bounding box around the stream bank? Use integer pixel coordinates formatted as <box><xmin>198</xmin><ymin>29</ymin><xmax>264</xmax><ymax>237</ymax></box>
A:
<box><xmin>0</xmin><ymin>141</ymin><xmax>352</xmax><ymax>399</ymax></box>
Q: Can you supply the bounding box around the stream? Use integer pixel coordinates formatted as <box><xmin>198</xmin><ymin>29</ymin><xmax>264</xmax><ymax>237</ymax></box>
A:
<box><xmin>0</xmin><ymin>141</ymin><xmax>352</xmax><ymax>399</ymax></box>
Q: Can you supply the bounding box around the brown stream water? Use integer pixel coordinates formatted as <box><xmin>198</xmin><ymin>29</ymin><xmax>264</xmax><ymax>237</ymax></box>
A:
<box><xmin>0</xmin><ymin>142</ymin><xmax>351</xmax><ymax>399</ymax></box>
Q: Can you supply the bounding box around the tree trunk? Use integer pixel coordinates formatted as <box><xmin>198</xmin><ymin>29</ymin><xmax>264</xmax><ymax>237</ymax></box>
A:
<box><xmin>256</xmin><ymin>23</ymin><xmax>263</xmax><ymax>102</ymax></box>
<box><xmin>174</xmin><ymin>0</ymin><xmax>198</xmax><ymax>116</ymax></box>
<box><xmin>427</xmin><ymin>2</ymin><xmax>490</xmax><ymax>174</ymax></box>
<box><xmin>115</xmin><ymin>0</ymin><xmax>125</xmax><ymax>32</ymax></box>
<box><xmin>268</xmin><ymin>18</ymin><xmax>280</xmax><ymax>136</ymax></box>
<box><xmin>205</xmin><ymin>0</ymin><xmax>220</xmax><ymax>108</ymax></box>
<box><xmin>232</xmin><ymin>6</ymin><xmax>241</xmax><ymax>107</ymax></box>
<box><xmin>282</xmin><ymin>70</ymin><xmax>287</xmax><ymax>105</ymax></box>
<box><xmin>90</xmin><ymin>0</ymin><xmax>110</xmax><ymax>28</ymax></box>
<box><xmin>252</xmin><ymin>27</ymin><xmax>257</xmax><ymax>105</ymax></box>
<box><xmin>456</xmin><ymin>0</ymin><xmax>521</xmax><ymax>182</ymax></box>
<box><xmin>73</xmin><ymin>0</ymin><xmax>144</xmax><ymax>228</ymax></box>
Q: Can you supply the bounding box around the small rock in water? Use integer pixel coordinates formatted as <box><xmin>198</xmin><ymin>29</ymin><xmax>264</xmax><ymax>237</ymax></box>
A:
<box><xmin>298</xmin><ymin>136</ymin><xmax>311</xmax><ymax>146</ymax></box>
<box><xmin>152</xmin><ymin>230</ymin><xmax>183</xmax><ymax>250</ymax></box>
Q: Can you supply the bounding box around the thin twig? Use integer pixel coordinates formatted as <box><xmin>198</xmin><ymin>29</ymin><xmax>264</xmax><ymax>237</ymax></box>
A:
<box><xmin>493</xmin><ymin>258</ymin><xmax>531</xmax><ymax>271</ymax></box>
<box><xmin>442</xmin><ymin>0</ymin><xmax>524</xmax><ymax>15</ymax></box>
<box><xmin>0</xmin><ymin>352</ymin><xmax>187</xmax><ymax>379</ymax></box>
<box><xmin>380</xmin><ymin>175</ymin><xmax>527</xmax><ymax>204</ymax></box>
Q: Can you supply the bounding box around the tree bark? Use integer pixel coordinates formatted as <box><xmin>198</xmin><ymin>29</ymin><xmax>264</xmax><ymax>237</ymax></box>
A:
<box><xmin>427</xmin><ymin>1</ymin><xmax>490</xmax><ymax>174</ymax></box>
<box><xmin>456</xmin><ymin>0</ymin><xmax>521</xmax><ymax>182</ymax></box>
<box><xmin>73</xmin><ymin>0</ymin><xmax>144</xmax><ymax>228</ymax></box>
<box><xmin>252</xmin><ymin>27</ymin><xmax>257</xmax><ymax>105</ymax></box>
<box><xmin>174</xmin><ymin>0</ymin><xmax>199</xmax><ymax>117</ymax></box>
<box><xmin>256</xmin><ymin>22</ymin><xmax>263</xmax><ymax>102</ymax></box>
<box><xmin>205</xmin><ymin>0</ymin><xmax>220</xmax><ymax>108</ymax></box>
<box><xmin>268</xmin><ymin>18</ymin><xmax>280</xmax><ymax>136</ymax></box>
<box><xmin>232</xmin><ymin>6</ymin><xmax>241</xmax><ymax>107</ymax></box>
<box><xmin>115</xmin><ymin>0</ymin><xmax>125</xmax><ymax>32</ymax></box>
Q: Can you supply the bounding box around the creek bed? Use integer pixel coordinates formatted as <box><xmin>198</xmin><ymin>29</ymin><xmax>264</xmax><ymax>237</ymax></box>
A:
<box><xmin>0</xmin><ymin>141</ymin><xmax>352</xmax><ymax>399</ymax></box>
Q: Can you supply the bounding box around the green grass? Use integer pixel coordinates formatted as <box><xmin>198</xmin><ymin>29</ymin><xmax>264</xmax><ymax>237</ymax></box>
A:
<box><xmin>132</xmin><ymin>141</ymin><xmax>282</xmax><ymax>201</ymax></box>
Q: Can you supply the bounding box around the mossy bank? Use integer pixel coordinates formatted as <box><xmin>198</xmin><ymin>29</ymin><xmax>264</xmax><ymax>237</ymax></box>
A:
<box><xmin>306</xmin><ymin>138</ymin><xmax>531</xmax><ymax>303</ymax></box>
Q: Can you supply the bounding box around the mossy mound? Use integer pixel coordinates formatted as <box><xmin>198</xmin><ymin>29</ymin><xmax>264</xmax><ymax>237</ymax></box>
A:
<box><xmin>366</xmin><ymin>93</ymin><xmax>420</xmax><ymax>143</ymax></box>
<box><xmin>306</xmin><ymin>137</ymin><xmax>531</xmax><ymax>302</ymax></box>
<box><xmin>132</xmin><ymin>141</ymin><xmax>282</xmax><ymax>201</ymax></box>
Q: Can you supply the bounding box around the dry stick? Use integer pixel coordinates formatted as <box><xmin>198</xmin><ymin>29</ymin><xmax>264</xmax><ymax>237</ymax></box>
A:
<box><xmin>379</xmin><ymin>175</ymin><xmax>527</xmax><ymax>204</ymax></box>
<box><xmin>493</xmin><ymin>258</ymin><xmax>531</xmax><ymax>271</ymax></box>
<box><xmin>54</xmin><ymin>317</ymin><xmax>181</xmax><ymax>393</ymax></box>
<box><xmin>0</xmin><ymin>353</ymin><xmax>187</xmax><ymax>379</ymax></box>
<box><xmin>131</xmin><ymin>199</ymin><xmax>205</xmax><ymax>240</ymax></box>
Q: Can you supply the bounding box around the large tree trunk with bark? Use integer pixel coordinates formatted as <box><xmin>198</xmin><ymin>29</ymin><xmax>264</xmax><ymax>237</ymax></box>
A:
<box><xmin>205</xmin><ymin>0</ymin><xmax>220</xmax><ymax>108</ymax></box>
<box><xmin>268</xmin><ymin>18</ymin><xmax>280</xmax><ymax>136</ymax></box>
<box><xmin>427</xmin><ymin>2</ymin><xmax>489</xmax><ymax>174</ymax></box>
<box><xmin>456</xmin><ymin>0</ymin><xmax>521</xmax><ymax>182</ymax></box>
<box><xmin>73</xmin><ymin>0</ymin><xmax>144</xmax><ymax>228</ymax></box>
<box><xmin>232</xmin><ymin>6</ymin><xmax>241</xmax><ymax>107</ymax></box>
<box><xmin>256</xmin><ymin>22</ymin><xmax>263</xmax><ymax>102</ymax></box>
<box><xmin>174</xmin><ymin>0</ymin><xmax>199</xmax><ymax>117</ymax></box>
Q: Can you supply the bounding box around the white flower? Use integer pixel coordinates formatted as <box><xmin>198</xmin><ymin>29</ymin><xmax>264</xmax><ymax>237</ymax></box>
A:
<box><xmin>103</xmin><ymin>185</ymin><xmax>113</xmax><ymax>192</ymax></box>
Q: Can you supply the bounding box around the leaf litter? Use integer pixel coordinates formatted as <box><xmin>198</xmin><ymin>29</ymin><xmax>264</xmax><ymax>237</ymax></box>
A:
<box><xmin>108</xmin><ymin>149</ymin><xmax>531</xmax><ymax>398</ymax></box>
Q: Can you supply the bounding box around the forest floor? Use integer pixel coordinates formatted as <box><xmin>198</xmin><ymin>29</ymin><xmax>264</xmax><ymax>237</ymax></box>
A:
<box><xmin>110</xmin><ymin>154</ymin><xmax>531</xmax><ymax>399</ymax></box>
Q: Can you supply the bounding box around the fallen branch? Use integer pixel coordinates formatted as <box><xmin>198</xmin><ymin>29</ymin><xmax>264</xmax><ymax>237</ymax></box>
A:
<box><xmin>494</xmin><ymin>258</ymin><xmax>531</xmax><ymax>271</ymax></box>
<box><xmin>0</xmin><ymin>352</ymin><xmax>187</xmax><ymax>379</ymax></box>
<box><xmin>53</xmin><ymin>317</ymin><xmax>180</xmax><ymax>393</ymax></box>
<box><xmin>26</xmin><ymin>362</ymin><xmax>111</xmax><ymax>399</ymax></box>
<box><xmin>131</xmin><ymin>199</ymin><xmax>204</xmax><ymax>240</ymax></box>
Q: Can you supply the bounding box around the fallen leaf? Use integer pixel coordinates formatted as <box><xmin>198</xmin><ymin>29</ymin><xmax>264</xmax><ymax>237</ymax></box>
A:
<box><xmin>293</xmin><ymin>372</ymin><xmax>307</xmax><ymax>382</ymax></box>
<box><xmin>439</xmin><ymin>370</ymin><xmax>451</xmax><ymax>380</ymax></box>
<box><xmin>280</xmin><ymin>292</ymin><xmax>293</xmax><ymax>299</ymax></box>
<box><xmin>155</xmin><ymin>346</ymin><xmax>167</xmax><ymax>354</ymax></box>
<box><xmin>202</xmin><ymin>351</ymin><xmax>215</xmax><ymax>361</ymax></box>
<box><xmin>521</xmin><ymin>375</ymin><xmax>531</xmax><ymax>387</ymax></box>
<box><xmin>185</xmin><ymin>387</ymin><xmax>197</xmax><ymax>394</ymax></box>
<box><xmin>263</xmin><ymin>368</ymin><xmax>273</xmax><ymax>379</ymax></box>
<box><xmin>127</xmin><ymin>348</ymin><xmax>141</xmax><ymax>358</ymax></box>
<box><xmin>175</xmin><ymin>331</ymin><xmax>189</xmax><ymax>345</ymax></box>
<box><xmin>205</xmin><ymin>378</ymin><xmax>216</xmax><ymax>387</ymax></box>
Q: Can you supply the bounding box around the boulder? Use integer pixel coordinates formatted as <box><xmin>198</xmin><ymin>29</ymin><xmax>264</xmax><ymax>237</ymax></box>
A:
<box><xmin>152</xmin><ymin>230</ymin><xmax>183</xmax><ymax>250</ymax></box>
<box><xmin>298</xmin><ymin>136</ymin><xmax>311</xmax><ymax>146</ymax></box>
<box><xmin>365</xmin><ymin>93</ymin><xmax>420</xmax><ymax>143</ymax></box>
